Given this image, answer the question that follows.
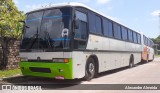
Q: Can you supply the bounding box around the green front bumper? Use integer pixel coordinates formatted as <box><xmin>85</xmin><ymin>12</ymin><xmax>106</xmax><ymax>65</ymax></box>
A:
<box><xmin>19</xmin><ymin>59</ymin><xmax>72</xmax><ymax>79</ymax></box>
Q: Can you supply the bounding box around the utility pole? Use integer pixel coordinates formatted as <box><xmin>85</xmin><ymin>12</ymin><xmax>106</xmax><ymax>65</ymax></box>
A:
<box><xmin>159</xmin><ymin>13</ymin><xmax>160</xmax><ymax>36</ymax></box>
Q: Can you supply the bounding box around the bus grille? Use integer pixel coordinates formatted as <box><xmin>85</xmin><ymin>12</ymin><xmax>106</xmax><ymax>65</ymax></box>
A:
<box><xmin>29</xmin><ymin>67</ymin><xmax>51</xmax><ymax>73</ymax></box>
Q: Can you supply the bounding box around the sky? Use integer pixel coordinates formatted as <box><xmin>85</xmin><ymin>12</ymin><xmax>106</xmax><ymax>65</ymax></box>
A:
<box><xmin>13</xmin><ymin>0</ymin><xmax>160</xmax><ymax>38</ymax></box>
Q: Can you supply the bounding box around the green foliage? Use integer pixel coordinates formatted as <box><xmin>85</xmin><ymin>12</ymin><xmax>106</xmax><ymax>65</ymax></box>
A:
<box><xmin>0</xmin><ymin>68</ymin><xmax>21</xmax><ymax>78</ymax></box>
<box><xmin>0</xmin><ymin>0</ymin><xmax>24</xmax><ymax>39</ymax></box>
<box><xmin>152</xmin><ymin>35</ymin><xmax>160</xmax><ymax>44</ymax></box>
<box><xmin>155</xmin><ymin>35</ymin><xmax>160</xmax><ymax>44</ymax></box>
<box><xmin>155</xmin><ymin>54</ymin><xmax>160</xmax><ymax>58</ymax></box>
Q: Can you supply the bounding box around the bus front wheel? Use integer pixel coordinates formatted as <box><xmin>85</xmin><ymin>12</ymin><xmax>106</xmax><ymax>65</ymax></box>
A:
<box><xmin>83</xmin><ymin>57</ymin><xmax>96</xmax><ymax>81</ymax></box>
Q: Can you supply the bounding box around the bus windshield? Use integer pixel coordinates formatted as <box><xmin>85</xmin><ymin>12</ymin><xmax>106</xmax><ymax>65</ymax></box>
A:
<box><xmin>20</xmin><ymin>7</ymin><xmax>72</xmax><ymax>51</ymax></box>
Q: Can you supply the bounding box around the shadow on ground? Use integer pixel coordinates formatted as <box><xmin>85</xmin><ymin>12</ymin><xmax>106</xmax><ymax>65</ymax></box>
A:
<box><xmin>2</xmin><ymin>76</ymin><xmax>83</xmax><ymax>89</ymax></box>
<box><xmin>94</xmin><ymin>61</ymin><xmax>148</xmax><ymax>78</ymax></box>
<box><xmin>1</xmin><ymin>61</ymin><xmax>148</xmax><ymax>90</ymax></box>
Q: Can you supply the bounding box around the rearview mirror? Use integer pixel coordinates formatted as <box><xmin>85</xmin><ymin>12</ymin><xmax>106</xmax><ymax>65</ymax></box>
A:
<box><xmin>19</xmin><ymin>20</ymin><xmax>29</xmax><ymax>28</ymax></box>
<box><xmin>19</xmin><ymin>20</ymin><xmax>25</xmax><ymax>23</ymax></box>
<box><xmin>74</xmin><ymin>19</ymin><xmax>80</xmax><ymax>29</ymax></box>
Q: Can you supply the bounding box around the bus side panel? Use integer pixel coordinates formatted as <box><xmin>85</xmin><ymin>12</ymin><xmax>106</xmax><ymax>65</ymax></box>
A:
<box><xmin>71</xmin><ymin>34</ymin><xmax>142</xmax><ymax>79</ymax></box>
<box><xmin>148</xmin><ymin>47</ymin><xmax>154</xmax><ymax>61</ymax></box>
<box><xmin>86</xmin><ymin>34</ymin><xmax>141</xmax><ymax>73</ymax></box>
<box><xmin>87</xmin><ymin>35</ymin><xmax>103</xmax><ymax>50</ymax></box>
<box><xmin>142</xmin><ymin>46</ymin><xmax>148</xmax><ymax>61</ymax></box>
<box><xmin>135</xmin><ymin>44</ymin><xmax>142</xmax><ymax>64</ymax></box>
<box><xmin>72</xmin><ymin>52</ymin><xmax>87</xmax><ymax>79</ymax></box>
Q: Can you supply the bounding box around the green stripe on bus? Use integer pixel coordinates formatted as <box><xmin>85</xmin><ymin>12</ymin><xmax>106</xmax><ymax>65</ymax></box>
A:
<box><xmin>19</xmin><ymin>59</ymin><xmax>72</xmax><ymax>79</ymax></box>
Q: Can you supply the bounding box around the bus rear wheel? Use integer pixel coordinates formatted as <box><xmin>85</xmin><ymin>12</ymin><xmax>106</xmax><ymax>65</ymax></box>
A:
<box><xmin>152</xmin><ymin>55</ymin><xmax>154</xmax><ymax>61</ymax></box>
<box><xmin>129</xmin><ymin>55</ymin><xmax>134</xmax><ymax>68</ymax></box>
<box><xmin>146</xmin><ymin>54</ymin><xmax>149</xmax><ymax>62</ymax></box>
<box><xmin>83</xmin><ymin>57</ymin><xmax>96</xmax><ymax>81</ymax></box>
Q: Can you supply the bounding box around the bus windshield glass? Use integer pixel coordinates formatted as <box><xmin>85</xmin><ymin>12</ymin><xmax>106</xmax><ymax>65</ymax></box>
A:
<box><xmin>20</xmin><ymin>7</ymin><xmax>71</xmax><ymax>51</ymax></box>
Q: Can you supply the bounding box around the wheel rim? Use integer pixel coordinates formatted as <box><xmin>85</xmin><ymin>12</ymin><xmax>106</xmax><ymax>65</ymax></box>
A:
<box><xmin>84</xmin><ymin>58</ymin><xmax>96</xmax><ymax>80</ymax></box>
<box><xmin>130</xmin><ymin>56</ymin><xmax>134</xmax><ymax>67</ymax></box>
<box><xmin>89</xmin><ymin>63</ymin><xmax>94</xmax><ymax>72</ymax></box>
<box><xmin>88</xmin><ymin>62</ymin><xmax>95</xmax><ymax>77</ymax></box>
<box><xmin>130</xmin><ymin>62</ymin><xmax>133</xmax><ymax>67</ymax></box>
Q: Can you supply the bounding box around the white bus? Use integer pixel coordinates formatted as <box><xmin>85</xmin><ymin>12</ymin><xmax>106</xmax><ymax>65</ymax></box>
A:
<box><xmin>19</xmin><ymin>3</ymin><xmax>154</xmax><ymax>81</ymax></box>
<box><xmin>141</xmin><ymin>34</ymin><xmax>154</xmax><ymax>62</ymax></box>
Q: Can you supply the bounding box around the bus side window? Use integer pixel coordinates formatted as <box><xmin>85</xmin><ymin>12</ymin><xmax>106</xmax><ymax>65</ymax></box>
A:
<box><xmin>113</xmin><ymin>23</ymin><xmax>122</xmax><ymax>39</ymax></box>
<box><xmin>95</xmin><ymin>16</ymin><xmax>102</xmax><ymax>34</ymax></box>
<box><xmin>103</xmin><ymin>18</ymin><xmax>113</xmax><ymax>37</ymax></box>
<box><xmin>74</xmin><ymin>10</ymin><xmax>88</xmax><ymax>49</ymax></box>
<box><xmin>88</xmin><ymin>12</ymin><xmax>96</xmax><ymax>33</ymax></box>
<box><xmin>128</xmin><ymin>29</ymin><xmax>133</xmax><ymax>42</ymax></box>
<box><xmin>121</xmin><ymin>26</ymin><xmax>128</xmax><ymax>41</ymax></box>
<box><xmin>137</xmin><ymin>34</ymin><xmax>141</xmax><ymax>44</ymax></box>
<box><xmin>133</xmin><ymin>32</ymin><xmax>138</xmax><ymax>43</ymax></box>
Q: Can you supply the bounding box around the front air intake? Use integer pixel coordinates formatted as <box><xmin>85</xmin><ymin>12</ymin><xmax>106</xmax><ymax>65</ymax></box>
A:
<box><xmin>29</xmin><ymin>67</ymin><xmax>51</xmax><ymax>73</ymax></box>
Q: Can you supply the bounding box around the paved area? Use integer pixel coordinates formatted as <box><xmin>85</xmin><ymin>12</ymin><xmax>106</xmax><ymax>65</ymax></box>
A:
<box><xmin>1</xmin><ymin>57</ymin><xmax>160</xmax><ymax>93</ymax></box>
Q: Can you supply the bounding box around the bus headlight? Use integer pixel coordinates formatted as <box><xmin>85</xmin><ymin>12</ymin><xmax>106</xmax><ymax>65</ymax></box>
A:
<box><xmin>52</xmin><ymin>58</ymin><xmax>69</xmax><ymax>63</ymax></box>
<box><xmin>20</xmin><ymin>57</ymin><xmax>28</xmax><ymax>62</ymax></box>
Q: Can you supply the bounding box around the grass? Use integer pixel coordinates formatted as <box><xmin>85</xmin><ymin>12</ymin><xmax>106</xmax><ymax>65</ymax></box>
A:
<box><xmin>0</xmin><ymin>68</ymin><xmax>21</xmax><ymax>78</ymax></box>
<box><xmin>155</xmin><ymin>54</ymin><xmax>160</xmax><ymax>58</ymax></box>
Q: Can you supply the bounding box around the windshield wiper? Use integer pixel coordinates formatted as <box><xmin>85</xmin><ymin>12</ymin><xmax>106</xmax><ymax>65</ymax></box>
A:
<box><xmin>26</xmin><ymin>27</ymin><xmax>39</xmax><ymax>50</ymax></box>
<box><xmin>44</xmin><ymin>25</ymin><xmax>55</xmax><ymax>49</ymax></box>
<box><xmin>44</xmin><ymin>31</ymin><xmax>55</xmax><ymax>49</ymax></box>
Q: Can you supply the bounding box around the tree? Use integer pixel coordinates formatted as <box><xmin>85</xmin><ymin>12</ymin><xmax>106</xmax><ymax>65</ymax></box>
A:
<box><xmin>151</xmin><ymin>35</ymin><xmax>160</xmax><ymax>45</ymax></box>
<box><xmin>0</xmin><ymin>0</ymin><xmax>24</xmax><ymax>69</ymax></box>
<box><xmin>151</xmin><ymin>35</ymin><xmax>160</xmax><ymax>55</ymax></box>
<box><xmin>154</xmin><ymin>35</ymin><xmax>160</xmax><ymax>44</ymax></box>
<box><xmin>0</xmin><ymin>0</ymin><xmax>24</xmax><ymax>39</ymax></box>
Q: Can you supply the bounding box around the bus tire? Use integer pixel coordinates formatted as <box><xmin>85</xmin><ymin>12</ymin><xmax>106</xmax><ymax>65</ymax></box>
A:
<box><xmin>129</xmin><ymin>55</ymin><xmax>134</xmax><ymax>68</ymax></box>
<box><xmin>83</xmin><ymin>57</ymin><xmax>96</xmax><ymax>81</ymax></box>
<box><xmin>152</xmin><ymin>55</ymin><xmax>154</xmax><ymax>61</ymax></box>
<box><xmin>146</xmin><ymin>54</ymin><xmax>149</xmax><ymax>62</ymax></box>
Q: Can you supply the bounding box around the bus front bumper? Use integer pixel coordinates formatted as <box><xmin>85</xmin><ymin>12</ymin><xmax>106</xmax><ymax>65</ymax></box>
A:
<box><xmin>19</xmin><ymin>60</ymin><xmax>72</xmax><ymax>79</ymax></box>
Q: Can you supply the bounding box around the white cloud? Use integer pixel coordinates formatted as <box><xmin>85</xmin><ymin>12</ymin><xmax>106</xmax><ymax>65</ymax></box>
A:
<box><xmin>96</xmin><ymin>0</ymin><xmax>110</xmax><ymax>4</ymax></box>
<box><xmin>151</xmin><ymin>10</ymin><xmax>160</xmax><ymax>16</ymax></box>
<box><xmin>80</xmin><ymin>0</ymin><xmax>91</xmax><ymax>3</ymax></box>
<box><xmin>13</xmin><ymin>0</ymin><xmax>19</xmax><ymax>4</ymax></box>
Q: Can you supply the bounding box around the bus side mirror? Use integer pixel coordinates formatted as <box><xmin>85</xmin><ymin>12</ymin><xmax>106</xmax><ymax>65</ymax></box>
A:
<box><xmin>19</xmin><ymin>20</ymin><xmax>29</xmax><ymax>28</ymax></box>
<box><xmin>74</xmin><ymin>19</ymin><xmax>80</xmax><ymax>29</ymax></box>
<box><xmin>18</xmin><ymin>20</ymin><xmax>25</xmax><ymax>33</ymax></box>
<box><xmin>19</xmin><ymin>20</ymin><xmax>25</xmax><ymax>23</ymax></box>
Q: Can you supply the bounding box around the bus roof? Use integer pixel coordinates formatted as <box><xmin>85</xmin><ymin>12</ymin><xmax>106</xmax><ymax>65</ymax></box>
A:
<box><xmin>26</xmin><ymin>2</ymin><xmax>142</xmax><ymax>34</ymax></box>
<box><xmin>27</xmin><ymin>2</ymin><xmax>94</xmax><ymax>14</ymax></box>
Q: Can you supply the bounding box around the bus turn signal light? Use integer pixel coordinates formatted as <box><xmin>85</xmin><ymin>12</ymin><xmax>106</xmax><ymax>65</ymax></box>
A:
<box><xmin>64</xmin><ymin>58</ymin><xmax>69</xmax><ymax>63</ymax></box>
<box><xmin>52</xmin><ymin>58</ymin><xmax>69</xmax><ymax>63</ymax></box>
